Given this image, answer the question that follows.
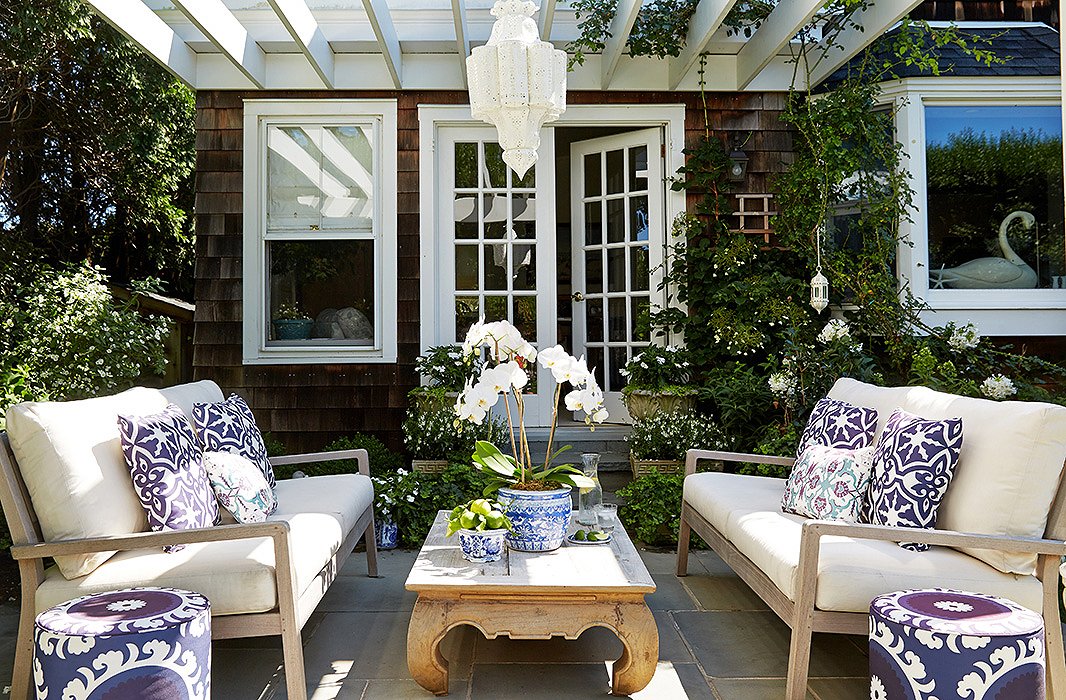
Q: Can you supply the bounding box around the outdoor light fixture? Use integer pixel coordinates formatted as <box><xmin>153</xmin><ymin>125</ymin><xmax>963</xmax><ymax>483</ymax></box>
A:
<box><xmin>467</xmin><ymin>0</ymin><xmax>567</xmax><ymax>178</ymax></box>
<box><xmin>810</xmin><ymin>222</ymin><xmax>829</xmax><ymax>312</ymax></box>
<box><xmin>727</xmin><ymin>148</ymin><xmax>748</xmax><ymax>181</ymax></box>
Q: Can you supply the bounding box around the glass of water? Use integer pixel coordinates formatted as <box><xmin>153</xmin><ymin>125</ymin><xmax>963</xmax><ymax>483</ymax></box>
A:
<box><xmin>596</xmin><ymin>503</ymin><xmax>617</xmax><ymax>535</ymax></box>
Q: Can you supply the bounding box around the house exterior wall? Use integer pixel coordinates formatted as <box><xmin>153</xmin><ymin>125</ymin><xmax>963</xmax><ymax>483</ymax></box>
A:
<box><xmin>192</xmin><ymin>90</ymin><xmax>794</xmax><ymax>452</ymax></box>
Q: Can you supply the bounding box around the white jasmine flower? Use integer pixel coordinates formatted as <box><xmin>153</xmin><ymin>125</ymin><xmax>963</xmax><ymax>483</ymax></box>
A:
<box><xmin>980</xmin><ymin>374</ymin><xmax>1016</xmax><ymax>400</ymax></box>
<box><xmin>817</xmin><ymin>319</ymin><xmax>851</xmax><ymax>344</ymax></box>
<box><xmin>948</xmin><ymin>323</ymin><xmax>981</xmax><ymax>352</ymax></box>
<box><xmin>768</xmin><ymin>371</ymin><xmax>797</xmax><ymax>397</ymax></box>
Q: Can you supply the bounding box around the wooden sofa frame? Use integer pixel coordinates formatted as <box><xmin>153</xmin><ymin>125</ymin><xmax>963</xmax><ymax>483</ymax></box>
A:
<box><xmin>0</xmin><ymin>434</ymin><xmax>378</xmax><ymax>700</ymax></box>
<box><xmin>676</xmin><ymin>449</ymin><xmax>1066</xmax><ymax>700</ymax></box>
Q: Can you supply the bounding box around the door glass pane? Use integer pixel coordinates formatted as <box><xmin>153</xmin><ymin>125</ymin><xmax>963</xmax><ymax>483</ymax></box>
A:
<box><xmin>630</xmin><ymin>196</ymin><xmax>649</xmax><ymax>242</ymax></box>
<box><xmin>587</xmin><ymin>347</ymin><xmax>605</xmax><ymax>388</ymax></box>
<box><xmin>455</xmin><ymin>296</ymin><xmax>479</xmax><ymax>339</ymax></box>
<box><xmin>609</xmin><ymin>347</ymin><xmax>628</xmax><ymax>391</ymax></box>
<box><xmin>513</xmin><ymin>296</ymin><xmax>537</xmax><ymax>341</ymax></box>
<box><xmin>585</xmin><ymin>202</ymin><xmax>602</xmax><ymax>245</ymax></box>
<box><xmin>631</xmin><ymin>246</ymin><xmax>649</xmax><ymax>291</ymax></box>
<box><xmin>455</xmin><ymin>245</ymin><xmax>479</xmax><ymax>290</ymax></box>
<box><xmin>455</xmin><ymin>142</ymin><xmax>478</xmax><ymax>188</ymax></box>
<box><xmin>606</xmin><ymin>149</ymin><xmax>624</xmax><ymax>194</ymax></box>
<box><xmin>514</xmin><ymin>162</ymin><xmax>536</xmax><ymax>189</ymax></box>
<box><xmin>454</xmin><ymin>195</ymin><xmax>478</xmax><ymax>239</ymax></box>
<box><xmin>607</xmin><ymin>248</ymin><xmax>625</xmax><ymax>292</ymax></box>
<box><xmin>484</xmin><ymin>245</ymin><xmax>508</xmax><ymax>290</ymax></box>
<box><xmin>485</xmin><ymin>295</ymin><xmax>508</xmax><ymax>322</ymax></box>
<box><xmin>512</xmin><ymin>194</ymin><xmax>536</xmax><ymax>239</ymax></box>
<box><xmin>513</xmin><ymin>244</ymin><xmax>536</xmax><ymax>291</ymax></box>
<box><xmin>484</xmin><ymin>194</ymin><xmax>508</xmax><ymax>238</ymax></box>
<box><xmin>631</xmin><ymin>296</ymin><xmax>650</xmax><ymax>341</ymax></box>
<box><xmin>586</xmin><ymin>298</ymin><xmax>604</xmax><ymax>342</ymax></box>
<box><xmin>606</xmin><ymin>198</ymin><xmax>625</xmax><ymax>243</ymax></box>
<box><xmin>484</xmin><ymin>143</ymin><xmax>507</xmax><ymax>188</ymax></box>
<box><xmin>584</xmin><ymin>153</ymin><xmax>601</xmax><ymax>197</ymax></box>
<box><xmin>608</xmin><ymin>298</ymin><xmax>626</xmax><ymax>342</ymax></box>
<box><xmin>629</xmin><ymin>145</ymin><xmax>648</xmax><ymax>191</ymax></box>
<box><xmin>585</xmin><ymin>250</ymin><xmax>602</xmax><ymax>294</ymax></box>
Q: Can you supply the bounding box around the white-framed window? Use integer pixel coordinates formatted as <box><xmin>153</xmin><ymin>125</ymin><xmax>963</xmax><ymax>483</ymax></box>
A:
<box><xmin>242</xmin><ymin>100</ymin><xmax>398</xmax><ymax>363</ymax></box>
<box><xmin>885</xmin><ymin>77</ymin><xmax>1066</xmax><ymax>334</ymax></box>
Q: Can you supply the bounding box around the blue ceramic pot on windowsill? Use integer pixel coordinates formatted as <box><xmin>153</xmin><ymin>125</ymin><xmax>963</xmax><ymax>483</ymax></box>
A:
<box><xmin>273</xmin><ymin>319</ymin><xmax>313</xmax><ymax>340</ymax></box>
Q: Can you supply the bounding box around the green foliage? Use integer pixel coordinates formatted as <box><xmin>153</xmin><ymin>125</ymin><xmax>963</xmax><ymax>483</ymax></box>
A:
<box><xmin>272</xmin><ymin>432</ymin><xmax>405</xmax><ymax>480</ymax></box>
<box><xmin>402</xmin><ymin>407</ymin><xmax>507</xmax><ymax>461</ymax></box>
<box><xmin>627</xmin><ymin>411</ymin><xmax>725</xmax><ymax>462</ymax></box>
<box><xmin>375</xmin><ymin>465</ymin><xmax>497</xmax><ymax>548</ymax></box>
<box><xmin>567</xmin><ymin>0</ymin><xmax>699</xmax><ymax>67</ymax></box>
<box><xmin>619</xmin><ymin>345</ymin><xmax>692</xmax><ymax>392</ymax></box>
<box><xmin>415</xmin><ymin>345</ymin><xmax>483</xmax><ymax>392</ymax></box>
<box><xmin>699</xmin><ymin>363</ymin><xmax>776</xmax><ymax>451</ymax></box>
<box><xmin>0</xmin><ymin>263</ymin><xmax>169</xmax><ymax>428</ymax></box>
<box><xmin>261</xmin><ymin>432</ymin><xmax>287</xmax><ymax>458</ymax></box>
<box><xmin>617</xmin><ymin>469</ymin><xmax>711</xmax><ymax>547</ymax></box>
<box><xmin>445</xmin><ymin>498</ymin><xmax>511</xmax><ymax>536</ymax></box>
<box><xmin>737</xmin><ymin>424</ymin><xmax>801</xmax><ymax>478</ymax></box>
<box><xmin>470</xmin><ymin>441</ymin><xmax>593</xmax><ymax>493</ymax></box>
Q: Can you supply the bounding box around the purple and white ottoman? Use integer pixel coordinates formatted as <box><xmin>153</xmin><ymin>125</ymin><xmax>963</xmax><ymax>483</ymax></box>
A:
<box><xmin>869</xmin><ymin>588</ymin><xmax>1045</xmax><ymax>700</ymax></box>
<box><xmin>33</xmin><ymin>587</ymin><xmax>211</xmax><ymax>699</ymax></box>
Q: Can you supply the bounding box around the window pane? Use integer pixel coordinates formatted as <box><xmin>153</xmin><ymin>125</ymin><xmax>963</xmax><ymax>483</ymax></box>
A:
<box><xmin>485</xmin><ymin>295</ymin><xmax>508</xmax><ymax>322</ymax></box>
<box><xmin>586</xmin><ymin>346</ymin><xmax>605</xmax><ymax>388</ymax></box>
<box><xmin>454</xmin><ymin>195</ymin><xmax>478</xmax><ymax>239</ymax></box>
<box><xmin>585</xmin><ymin>201</ymin><xmax>603</xmax><ymax>245</ymax></box>
<box><xmin>484</xmin><ymin>143</ymin><xmax>507</xmax><ymax>188</ymax></box>
<box><xmin>266</xmin><ymin>125</ymin><xmax>374</xmax><ymax>232</ymax></box>
<box><xmin>584</xmin><ymin>153</ymin><xmax>601</xmax><ymax>197</ymax></box>
<box><xmin>609</xmin><ymin>346</ymin><xmax>628</xmax><ymax>391</ymax></box>
<box><xmin>630</xmin><ymin>196</ymin><xmax>649</xmax><ymax>242</ymax></box>
<box><xmin>514</xmin><ymin>162</ymin><xmax>536</xmax><ymax>189</ymax></box>
<box><xmin>512</xmin><ymin>244</ymin><xmax>536</xmax><ymax>291</ymax></box>
<box><xmin>606</xmin><ymin>149</ymin><xmax>624</xmax><ymax>194</ymax></box>
<box><xmin>608</xmin><ymin>297</ymin><xmax>626</xmax><ymax>341</ymax></box>
<box><xmin>513</xmin><ymin>296</ymin><xmax>537</xmax><ymax>342</ymax></box>
<box><xmin>267</xmin><ymin>240</ymin><xmax>375</xmax><ymax>346</ymax></box>
<box><xmin>585</xmin><ymin>250</ymin><xmax>602</xmax><ymax>294</ymax></box>
<box><xmin>586</xmin><ymin>298</ymin><xmax>604</xmax><ymax>342</ymax></box>
<box><xmin>631</xmin><ymin>245</ymin><xmax>649</xmax><ymax>291</ymax></box>
<box><xmin>629</xmin><ymin>145</ymin><xmax>648</xmax><ymax>191</ymax></box>
<box><xmin>455</xmin><ymin>142</ymin><xmax>478</xmax><ymax>188</ymax></box>
<box><xmin>607</xmin><ymin>248</ymin><xmax>625</xmax><ymax>292</ymax></box>
<box><xmin>484</xmin><ymin>194</ymin><xmax>508</xmax><ymax>239</ymax></box>
<box><xmin>455</xmin><ymin>296</ymin><xmax>480</xmax><ymax>340</ymax></box>
<box><xmin>455</xmin><ymin>245</ymin><xmax>479</xmax><ymax>290</ymax></box>
<box><xmin>484</xmin><ymin>245</ymin><xmax>508</xmax><ymax>290</ymax></box>
<box><xmin>512</xmin><ymin>193</ymin><xmax>536</xmax><ymax>239</ymax></box>
<box><xmin>631</xmin><ymin>296</ymin><xmax>650</xmax><ymax>341</ymax></box>
<box><xmin>606</xmin><ymin>198</ymin><xmax>625</xmax><ymax>243</ymax></box>
<box><xmin>925</xmin><ymin>105</ymin><xmax>1064</xmax><ymax>291</ymax></box>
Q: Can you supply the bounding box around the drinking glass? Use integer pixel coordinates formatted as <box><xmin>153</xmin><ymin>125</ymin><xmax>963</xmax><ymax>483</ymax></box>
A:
<box><xmin>596</xmin><ymin>503</ymin><xmax>617</xmax><ymax>535</ymax></box>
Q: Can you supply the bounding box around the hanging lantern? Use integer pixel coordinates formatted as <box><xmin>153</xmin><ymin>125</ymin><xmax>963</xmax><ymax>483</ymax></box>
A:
<box><xmin>810</xmin><ymin>270</ymin><xmax>829</xmax><ymax>312</ymax></box>
<box><xmin>466</xmin><ymin>0</ymin><xmax>567</xmax><ymax>178</ymax></box>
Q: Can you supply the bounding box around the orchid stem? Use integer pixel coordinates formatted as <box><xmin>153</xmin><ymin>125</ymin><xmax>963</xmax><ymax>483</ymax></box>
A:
<box><xmin>543</xmin><ymin>383</ymin><xmax>562</xmax><ymax>471</ymax></box>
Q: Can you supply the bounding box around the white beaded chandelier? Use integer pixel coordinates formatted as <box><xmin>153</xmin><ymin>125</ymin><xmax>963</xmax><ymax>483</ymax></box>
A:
<box><xmin>466</xmin><ymin>0</ymin><xmax>567</xmax><ymax>178</ymax></box>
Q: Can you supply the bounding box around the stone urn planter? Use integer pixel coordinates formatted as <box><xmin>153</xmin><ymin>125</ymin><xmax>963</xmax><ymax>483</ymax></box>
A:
<box><xmin>623</xmin><ymin>389</ymin><xmax>696</xmax><ymax>420</ymax></box>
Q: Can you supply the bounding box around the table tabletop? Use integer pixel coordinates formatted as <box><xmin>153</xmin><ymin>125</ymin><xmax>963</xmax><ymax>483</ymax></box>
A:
<box><xmin>405</xmin><ymin>510</ymin><xmax>656</xmax><ymax>595</ymax></box>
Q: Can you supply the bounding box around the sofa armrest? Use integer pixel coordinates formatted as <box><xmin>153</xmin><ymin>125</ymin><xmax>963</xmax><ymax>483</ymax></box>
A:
<box><xmin>10</xmin><ymin>521</ymin><xmax>291</xmax><ymax>561</ymax></box>
<box><xmin>270</xmin><ymin>448</ymin><xmax>370</xmax><ymax>477</ymax></box>
<box><xmin>684</xmin><ymin>449</ymin><xmax>795</xmax><ymax>477</ymax></box>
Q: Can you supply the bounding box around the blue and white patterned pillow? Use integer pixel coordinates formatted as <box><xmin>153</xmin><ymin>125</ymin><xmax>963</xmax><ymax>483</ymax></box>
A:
<box><xmin>118</xmin><ymin>404</ymin><xmax>221</xmax><ymax>552</ymax></box>
<box><xmin>797</xmin><ymin>397</ymin><xmax>879</xmax><ymax>455</ymax></box>
<box><xmin>781</xmin><ymin>444</ymin><xmax>875</xmax><ymax>523</ymax></box>
<box><xmin>866</xmin><ymin>408</ymin><xmax>964</xmax><ymax>551</ymax></box>
<box><xmin>203</xmin><ymin>451</ymin><xmax>278</xmax><ymax>524</ymax></box>
<box><xmin>192</xmin><ymin>394</ymin><xmax>275</xmax><ymax>489</ymax></box>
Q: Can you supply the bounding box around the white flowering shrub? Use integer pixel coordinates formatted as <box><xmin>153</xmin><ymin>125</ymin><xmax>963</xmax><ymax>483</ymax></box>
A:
<box><xmin>627</xmin><ymin>411</ymin><xmax>726</xmax><ymax>462</ymax></box>
<box><xmin>980</xmin><ymin>374</ymin><xmax>1017</xmax><ymax>400</ymax></box>
<box><xmin>816</xmin><ymin>319</ymin><xmax>850</xmax><ymax>344</ymax></box>
<box><xmin>947</xmin><ymin>322</ymin><xmax>981</xmax><ymax>352</ymax></box>
<box><xmin>0</xmin><ymin>265</ymin><xmax>168</xmax><ymax>427</ymax></box>
<box><xmin>402</xmin><ymin>407</ymin><xmax>506</xmax><ymax>461</ymax></box>
<box><xmin>619</xmin><ymin>345</ymin><xmax>692</xmax><ymax>393</ymax></box>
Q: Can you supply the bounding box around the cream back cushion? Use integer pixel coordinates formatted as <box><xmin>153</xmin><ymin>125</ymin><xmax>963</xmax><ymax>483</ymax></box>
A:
<box><xmin>829</xmin><ymin>378</ymin><xmax>1066</xmax><ymax>575</ymax></box>
<box><xmin>6</xmin><ymin>387</ymin><xmax>168</xmax><ymax>578</ymax></box>
<box><xmin>160</xmin><ymin>380</ymin><xmax>224</xmax><ymax>421</ymax></box>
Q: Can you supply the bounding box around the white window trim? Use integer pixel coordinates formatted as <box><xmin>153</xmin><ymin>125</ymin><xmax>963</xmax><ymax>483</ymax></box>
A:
<box><xmin>880</xmin><ymin>76</ymin><xmax>1066</xmax><ymax>335</ymax></box>
<box><xmin>242</xmin><ymin>99</ymin><xmax>398</xmax><ymax>364</ymax></box>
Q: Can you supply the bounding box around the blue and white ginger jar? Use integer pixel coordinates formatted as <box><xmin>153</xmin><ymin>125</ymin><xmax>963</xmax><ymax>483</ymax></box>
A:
<box><xmin>498</xmin><ymin>486</ymin><xmax>571</xmax><ymax>552</ymax></box>
<box><xmin>375</xmin><ymin>519</ymin><xmax>399</xmax><ymax>550</ymax></box>
<box><xmin>457</xmin><ymin>528</ymin><xmax>507</xmax><ymax>563</ymax></box>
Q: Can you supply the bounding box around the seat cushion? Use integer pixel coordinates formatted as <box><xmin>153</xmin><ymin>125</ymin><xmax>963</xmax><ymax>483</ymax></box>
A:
<box><xmin>35</xmin><ymin>474</ymin><xmax>373</xmax><ymax>616</ymax></box>
<box><xmin>830</xmin><ymin>378</ymin><xmax>1066</xmax><ymax>575</ymax></box>
<box><xmin>684</xmin><ymin>472</ymin><xmax>1042</xmax><ymax>614</ymax></box>
<box><xmin>5</xmin><ymin>388</ymin><xmax>168</xmax><ymax>578</ymax></box>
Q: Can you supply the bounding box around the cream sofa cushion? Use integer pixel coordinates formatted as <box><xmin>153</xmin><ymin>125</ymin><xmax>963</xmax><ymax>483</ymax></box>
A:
<box><xmin>830</xmin><ymin>378</ymin><xmax>1066</xmax><ymax>575</ymax></box>
<box><xmin>685</xmin><ymin>472</ymin><xmax>1043</xmax><ymax>613</ymax></box>
<box><xmin>5</xmin><ymin>387</ymin><xmax>168</xmax><ymax>578</ymax></box>
<box><xmin>34</xmin><ymin>474</ymin><xmax>373</xmax><ymax>616</ymax></box>
<box><xmin>825</xmin><ymin>379</ymin><xmax>915</xmax><ymax>438</ymax></box>
<box><xmin>160</xmin><ymin>380</ymin><xmax>225</xmax><ymax>420</ymax></box>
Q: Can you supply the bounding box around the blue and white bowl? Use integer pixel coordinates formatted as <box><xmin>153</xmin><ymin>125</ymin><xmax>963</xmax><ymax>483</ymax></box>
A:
<box><xmin>498</xmin><ymin>486</ymin><xmax>572</xmax><ymax>552</ymax></box>
<box><xmin>457</xmin><ymin>528</ymin><xmax>507</xmax><ymax>563</ymax></box>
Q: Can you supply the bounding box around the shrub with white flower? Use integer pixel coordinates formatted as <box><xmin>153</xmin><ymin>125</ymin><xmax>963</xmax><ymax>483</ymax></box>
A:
<box><xmin>627</xmin><ymin>411</ymin><xmax>726</xmax><ymax>462</ymax></box>
<box><xmin>455</xmin><ymin>319</ymin><xmax>603</xmax><ymax>490</ymax></box>
<box><xmin>402</xmin><ymin>406</ymin><xmax>506</xmax><ymax>460</ymax></box>
<box><xmin>619</xmin><ymin>345</ymin><xmax>693</xmax><ymax>394</ymax></box>
<box><xmin>980</xmin><ymin>374</ymin><xmax>1017</xmax><ymax>400</ymax></box>
<box><xmin>816</xmin><ymin>319</ymin><xmax>851</xmax><ymax>344</ymax></box>
<box><xmin>948</xmin><ymin>322</ymin><xmax>981</xmax><ymax>352</ymax></box>
<box><xmin>767</xmin><ymin>371</ymin><xmax>798</xmax><ymax>398</ymax></box>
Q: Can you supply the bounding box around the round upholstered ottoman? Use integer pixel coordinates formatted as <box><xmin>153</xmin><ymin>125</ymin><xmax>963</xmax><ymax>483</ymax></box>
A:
<box><xmin>869</xmin><ymin>588</ymin><xmax>1045</xmax><ymax>700</ymax></box>
<box><xmin>33</xmin><ymin>587</ymin><xmax>211</xmax><ymax>699</ymax></box>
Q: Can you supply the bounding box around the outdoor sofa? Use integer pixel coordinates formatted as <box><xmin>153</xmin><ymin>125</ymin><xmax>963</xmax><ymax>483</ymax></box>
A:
<box><xmin>677</xmin><ymin>378</ymin><xmax>1066</xmax><ymax>700</ymax></box>
<box><xmin>0</xmin><ymin>380</ymin><xmax>377</xmax><ymax>700</ymax></box>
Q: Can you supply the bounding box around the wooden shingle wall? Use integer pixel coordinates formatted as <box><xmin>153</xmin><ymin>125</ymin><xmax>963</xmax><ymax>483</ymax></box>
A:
<box><xmin>192</xmin><ymin>90</ymin><xmax>792</xmax><ymax>453</ymax></box>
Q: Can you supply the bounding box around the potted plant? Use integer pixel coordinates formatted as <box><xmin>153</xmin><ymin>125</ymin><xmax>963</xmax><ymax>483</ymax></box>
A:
<box><xmin>402</xmin><ymin>407</ymin><xmax>507</xmax><ymax>473</ymax></box>
<box><xmin>272</xmin><ymin>303</ymin><xmax>313</xmax><ymax>341</ymax></box>
<box><xmin>455</xmin><ymin>319</ymin><xmax>605</xmax><ymax>552</ymax></box>
<box><xmin>446</xmin><ymin>498</ymin><xmax>512</xmax><ymax>563</ymax></box>
<box><xmin>620</xmin><ymin>345</ymin><xmax>696</xmax><ymax>419</ymax></box>
<box><xmin>410</xmin><ymin>345</ymin><xmax>483</xmax><ymax>412</ymax></box>
<box><xmin>627</xmin><ymin>410</ymin><xmax>726</xmax><ymax>478</ymax></box>
<box><xmin>371</xmin><ymin>469</ymin><xmax>408</xmax><ymax>549</ymax></box>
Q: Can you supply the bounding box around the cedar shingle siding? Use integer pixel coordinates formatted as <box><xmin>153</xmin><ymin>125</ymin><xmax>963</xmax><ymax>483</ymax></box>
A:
<box><xmin>192</xmin><ymin>90</ymin><xmax>791</xmax><ymax>452</ymax></box>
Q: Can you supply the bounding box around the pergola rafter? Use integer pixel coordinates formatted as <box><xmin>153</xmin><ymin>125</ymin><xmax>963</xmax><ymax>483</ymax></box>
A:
<box><xmin>267</xmin><ymin>0</ymin><xmax>336</xmax><ymax>88</ymax></box>
<box><xmin>538</xmin><ymin>0</ymin><xmax>556</xmax><ymax>40</ymax></box>
<box><xmin>669</xmin><ymin>0</ymin><xmax>740</xmax><ymax>89</ymax></box>
<box><xmin>735</xmin><ymin>0</ymin><xmax>824</xmax><ymax>89</ymax></box>
<box><xmin>170</xmin><ymin>0</ymin><xmax>267</xmax><ymax>88</ymax></box>
<box><xmin>85</xmin><ymin>0</ymin><xmax>197</xmax><ymax>87</ymax></box>
<box><xmin>601</xmin><ymin>0</ymin><xmax>643</xmax><ymax>89</ymax></box>
<box><xmin>451</xmin><ymin>0</ymin><xmax>471</xmax><ymax>88</ymax></box>
<box><xmin>361</xmin><ymin>0</ymin><xmax>403</xmax><ymax>89</ymax></box>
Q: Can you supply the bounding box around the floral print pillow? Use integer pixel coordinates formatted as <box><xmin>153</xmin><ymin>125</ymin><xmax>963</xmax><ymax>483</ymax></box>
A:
<box><xmin>192</xmin><ymin>394</ymin><xmax>275</xmax><ymax>489</ymax></box>
<box><xmin>797</xmin><ymin>397</ymin><xmax>879</xmax><ymax>455</ymax></box>
<box><xmin>780</xmin><ymin>444</ymin><xmax>876</xmax><ymax>522</ymax></box>
<box><xmin>203</xmin><ymin>451</ymin><xmax>278</xmax><ymax>524</ymax></box>
<box><xmin>118</xmin><ymin>404</ymin><xmax>221</xmax><ymax>552</ymax></box>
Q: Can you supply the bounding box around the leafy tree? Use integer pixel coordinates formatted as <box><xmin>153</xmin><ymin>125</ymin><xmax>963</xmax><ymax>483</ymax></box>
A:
<box><xmin>0</xmin><ymin>0</ymin><xmax>195</xmax><ymax>297</ymax></box>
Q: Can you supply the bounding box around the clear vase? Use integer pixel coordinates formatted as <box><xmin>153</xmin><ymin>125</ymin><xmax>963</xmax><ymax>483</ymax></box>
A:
<box><xmin>576</xmin><ymin>453</ymin><xmax>602</xmax><ymax>526</ymax></box>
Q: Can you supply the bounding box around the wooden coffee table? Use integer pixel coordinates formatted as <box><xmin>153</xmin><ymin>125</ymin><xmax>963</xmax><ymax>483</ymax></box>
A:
<box><xmin>405</xmin><ymin>511</ymin><xmax>658</xmax><ymax>696</ymax></box>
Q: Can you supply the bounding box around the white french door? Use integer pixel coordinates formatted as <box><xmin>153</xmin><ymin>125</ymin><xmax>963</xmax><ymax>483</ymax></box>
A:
<box><xmin>435</xmin><ymin>126</ymin><xmax>556</xmax><ymax>425</ymax></box>
<box><xmin>571</xmin><ymin>129</ymin><xmax>665</xmax><ymax>422</ymax></box>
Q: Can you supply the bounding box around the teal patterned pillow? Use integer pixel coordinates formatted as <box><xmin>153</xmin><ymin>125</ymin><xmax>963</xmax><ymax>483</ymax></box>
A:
<box><xmin>781</xmin><ymin>444</ymin><xmax>875</xmax><ymax>522</ymax></box>
<box><xmin>202</xmin><ymin>451</ymin><xmax>278</xmax><ymax>524</ymax></box>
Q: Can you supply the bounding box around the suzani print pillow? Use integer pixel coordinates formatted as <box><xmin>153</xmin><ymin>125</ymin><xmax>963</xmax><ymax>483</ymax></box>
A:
<box><xmin>203</xmin><ymin>451</ymin><xmax>278</xmax><ymax>524</ymax></box>
<box><xmin>780</xmin><ymin>444</ymin><xmax>875</xmax><ymax>522</ymax></box>
<box><xmin>118</xmin><ymin>404</ymin><xmax>221</xmax><ymax>552</ymax></box>
<box><xmin>192</xmin><ymin>394</ymin><xmax>276</xmax><ymax>489</ymax></box>
<box><xmin>797</xmin><ymin>397</ymin><xmax>879</xmax><ymax>456</ymax></box>
<box><xmin>866</xmin><ymin>408</ymin><xmax>964</xmax><ymax>551</ymax></box>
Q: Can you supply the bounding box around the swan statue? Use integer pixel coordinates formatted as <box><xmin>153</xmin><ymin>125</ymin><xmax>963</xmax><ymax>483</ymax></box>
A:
<box><xmin>929</xmin><ymin>210</ymin><xmax>1039</xmax><ymax>289</ymax></box>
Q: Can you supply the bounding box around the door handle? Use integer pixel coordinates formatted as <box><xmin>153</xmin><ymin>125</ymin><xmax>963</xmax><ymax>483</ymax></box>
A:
<box><xmin>572</xmin><ymin>292</ymin><xmax>585</xmax><ymax>302</ymax></box>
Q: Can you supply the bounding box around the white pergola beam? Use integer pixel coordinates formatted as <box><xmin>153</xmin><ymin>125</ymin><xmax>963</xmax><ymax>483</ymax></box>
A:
<box><xmin>267</xmin><ymin>0</ymin><xmax>336</xmax><ymax>88</ymax></box>
<box><xmin>451</xmin><ymin>0</ymin><xmax>470</xmax><ymax>88</ymax></box>
<box><xmin>669</xmin><ymin>0</ymin><xmax>740</xmax><ymax>89</ymax></box>
<box><xmin>84</xmin><ymin>0</ymin><xmax>197</xmax><ymax>87</ymax></box>
<box><xmin>172</xmin><ymin>0</ymin><xmax>266</xmax><ymax>88</ymax></box>
<box><xmin>539</xmin><ymin>0</ymin><xmax>556</xmax><ymax>41</ymax></box>
<box><xmin>601</xmin><ymin>0</ymin><xmax>643</xmax><ymax>89</ymax></box>
<box><xmin>735</xmin><ymin>0</ymin><xmax>825</xmax><ymax>90</ymax></box>
<box><xmin>808</xmin><ymin>0</ymin><xmax>925</xmax><ymax>86</ymax></box>
<box><xmin>362</xmin><ymin>0</ymin><xmax>403</xmax><ymax>88</ymax></box>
